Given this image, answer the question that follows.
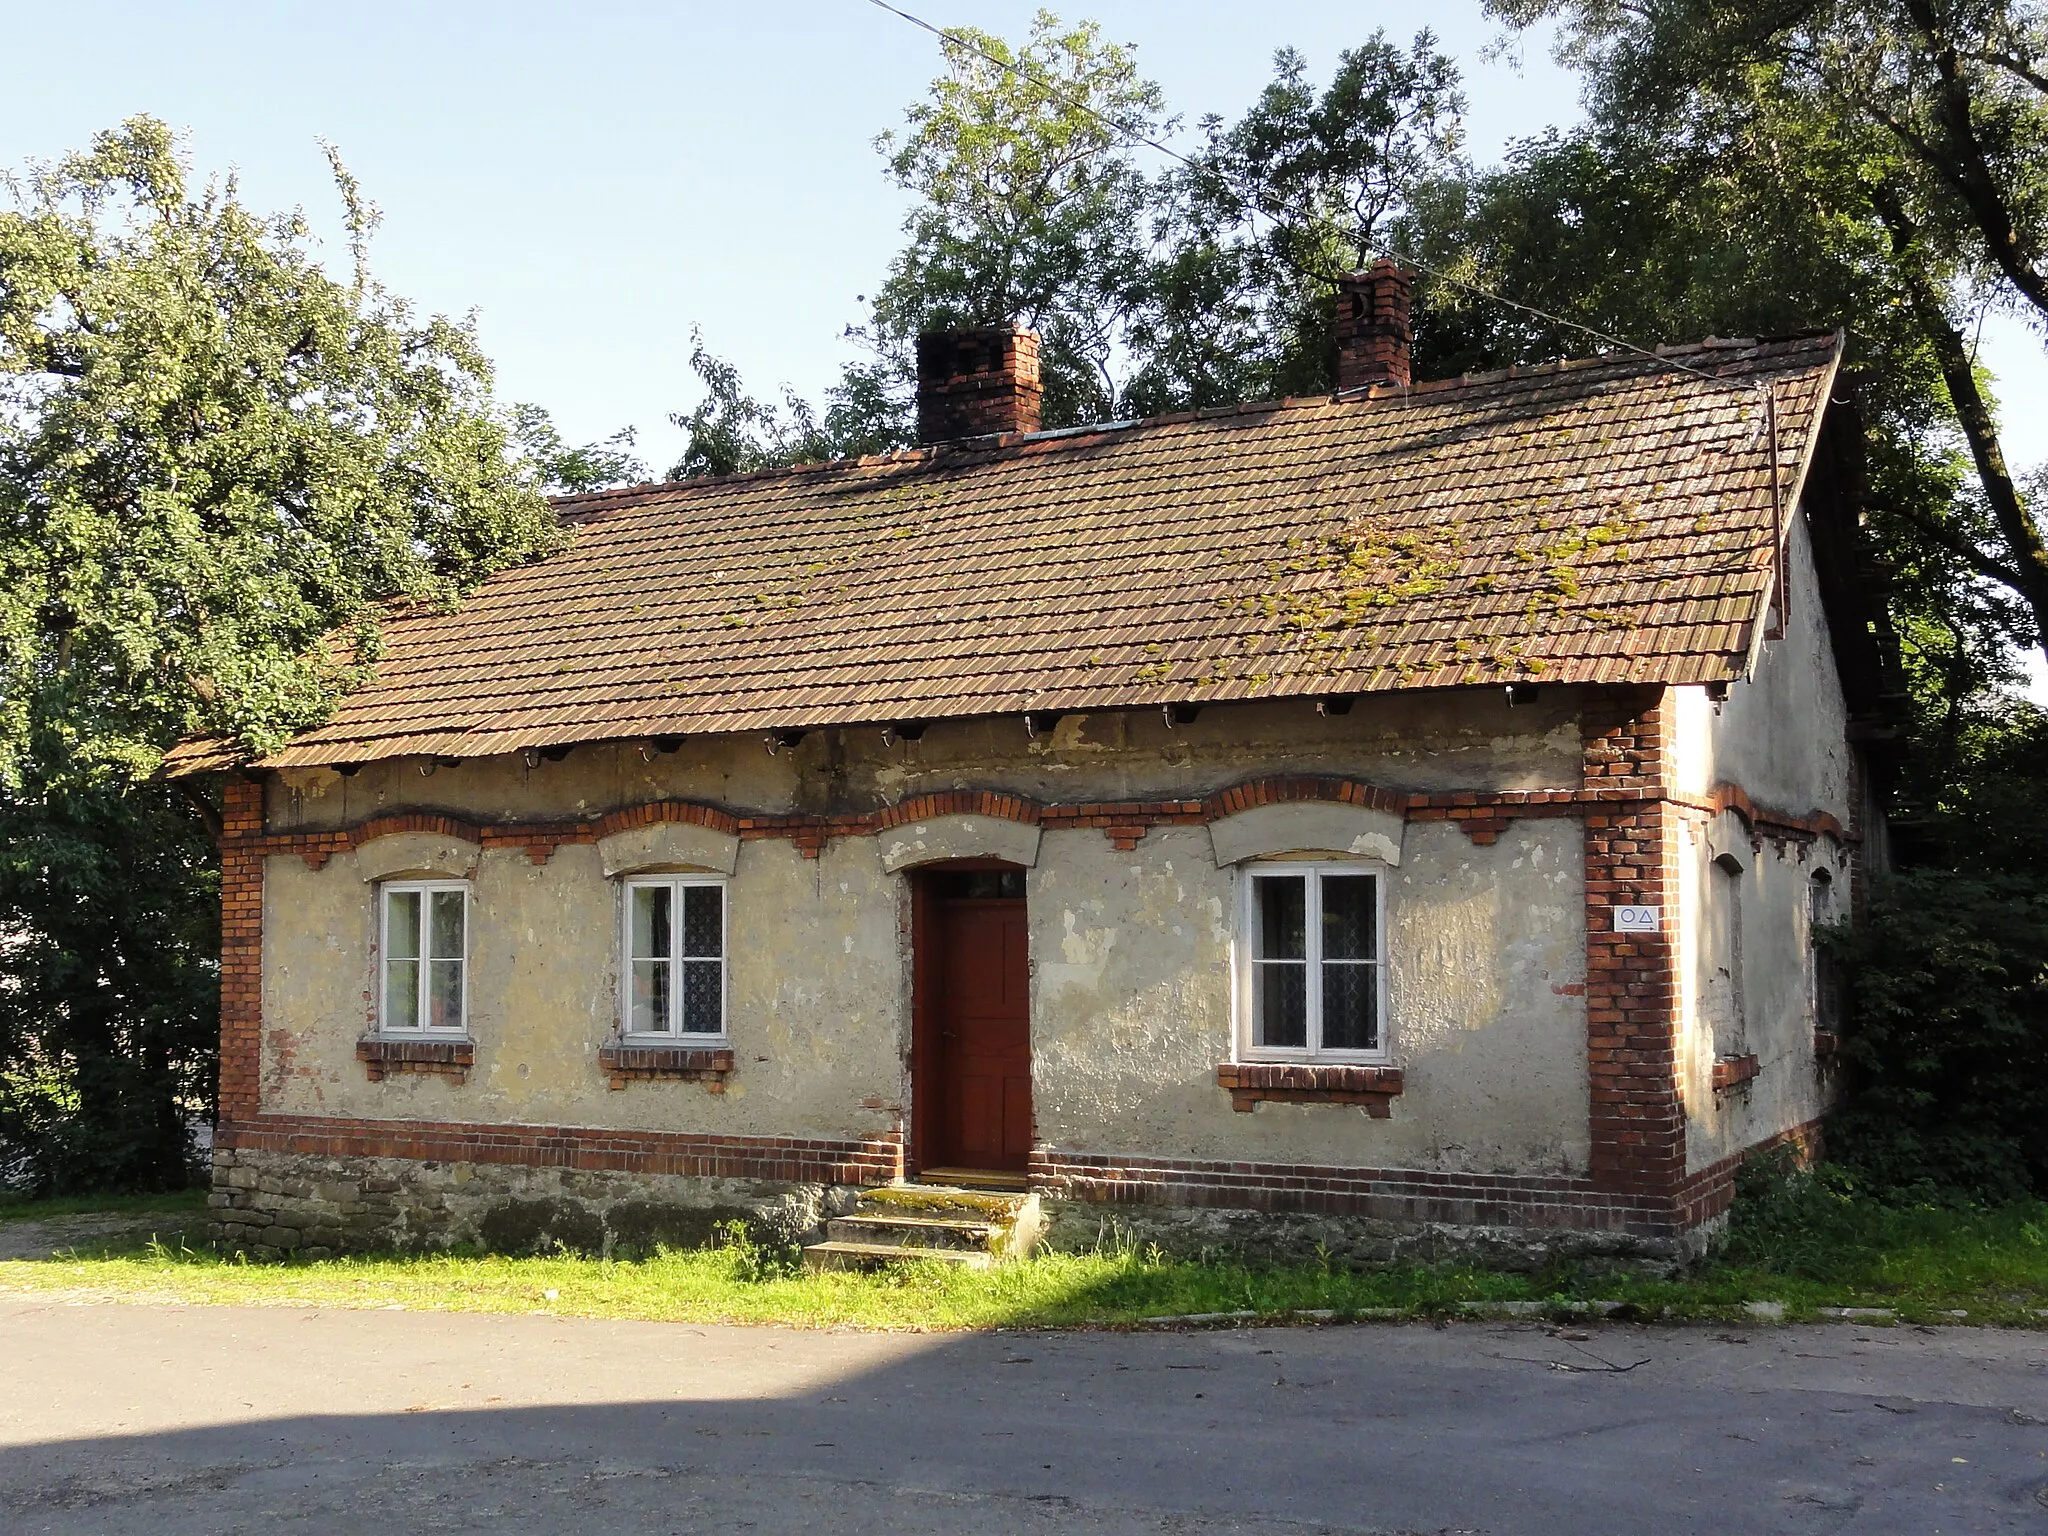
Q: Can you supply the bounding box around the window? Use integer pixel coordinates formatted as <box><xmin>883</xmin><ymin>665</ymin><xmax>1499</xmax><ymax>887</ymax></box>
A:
<box><xmin>1705</xmin><ymin>852</ymin><xmax>1747</xmax><ymax>1057</ymax></box>
<box><xmin>379</xmin><ymin>882</ymin><xmax>468</xmax><ymax>1034</ymax></box>
<box><xmin>623</xmin><ymin>878</ymin><xmax>727</xmax><ymax>1038</ymax></box>
<box><xmin>1239</xmin><ymin>863</ymin><xmax>1385</xmax><ymax>1060</ymax></box>
<box><xmin>1809</xmin><ymin>868</ymin><xmax>1841</xmax><ymax>1033</ymax></box>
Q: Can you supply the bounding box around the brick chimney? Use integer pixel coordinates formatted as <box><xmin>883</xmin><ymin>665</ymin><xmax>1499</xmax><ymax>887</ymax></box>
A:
<box><xmin>916</xmin><ymin>326</ymin><xmax>1043</xmax><ymax>443</ymax></box>
<box><xmin>1335</xmin><ymin>260</ymin><xmax>1415</xmax><ymax>392</ymax></box>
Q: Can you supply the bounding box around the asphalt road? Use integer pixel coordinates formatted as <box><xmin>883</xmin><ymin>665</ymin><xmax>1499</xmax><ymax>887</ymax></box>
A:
<box><xmin>0</xmin><ymin>1298</ymin><xmax>2043</xmax><ymax>1534</ymax></box>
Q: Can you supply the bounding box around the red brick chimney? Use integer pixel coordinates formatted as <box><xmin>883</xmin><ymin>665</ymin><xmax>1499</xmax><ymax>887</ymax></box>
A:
<box><xmin>1335</xmin><ymin>260</ymin><xmax>1414</xmax><ymax>393</ymax></box>
<box><xmin>916</xmin><ymin>326</ymin><xmax>1043</xmax><ymax>443</ymax></box>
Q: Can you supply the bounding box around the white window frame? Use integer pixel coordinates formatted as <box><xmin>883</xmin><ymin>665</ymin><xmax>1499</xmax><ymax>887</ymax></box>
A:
<box><xmin>1234</xmin><ymin>860</ymin><xmax>1390</xmax><ymax>1064</ymax></box>
<box><xmin>377</xmin><ymin>879</ymin><xmax>471</xmax><ymax>1037</ymax></box>
<box><xmin>619</xmin><ymin>876</ymin><xmax>729</xmax><ymax>1043</ymax></box>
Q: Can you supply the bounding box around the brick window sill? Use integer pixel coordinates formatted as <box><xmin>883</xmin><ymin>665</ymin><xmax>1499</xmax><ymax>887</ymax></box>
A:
<box><xmin>357</xmin><ymin>1036</ymin><xmax>474</xmax><ymax>1084</ymax></box>
<box><xmin>599</xmin><ymin>1042</ymin><xmax>736</xmax><ymax>1091</ymax></box>
<box><xmin>1712</xmin><ymin>1053</ymin><xmax>1761</xmax><ymax>1092</ymax></box>
<box><xmin>1216</xmin><ymin>1062</ymin><xmax>1404</xmax><ymax>1116</ymax></box>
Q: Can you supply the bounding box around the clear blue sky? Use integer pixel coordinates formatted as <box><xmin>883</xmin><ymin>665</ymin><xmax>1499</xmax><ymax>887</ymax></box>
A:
<box><xmin>5</xmin><ymin>0</ymin><xmax>2044</xmax><ymax>490</ymax></box>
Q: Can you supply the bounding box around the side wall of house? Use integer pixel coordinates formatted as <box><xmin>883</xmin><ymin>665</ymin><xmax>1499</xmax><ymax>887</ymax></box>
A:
<box><xmin>1672</xmin><ymin>509</ymin><xmax>1854</xmax><ymax>1176</ymax></box>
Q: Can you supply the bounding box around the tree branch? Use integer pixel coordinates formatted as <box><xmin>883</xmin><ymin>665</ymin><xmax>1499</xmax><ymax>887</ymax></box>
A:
<box><xmin>1874</xmin><ymin>178</ymin><xmax>2048</xmax><ymax>657</ymax></box>
<box><xmin>1894</xmin><ymin>0</ymin><xmax>2048</xmax><ymax>321</ymax></box>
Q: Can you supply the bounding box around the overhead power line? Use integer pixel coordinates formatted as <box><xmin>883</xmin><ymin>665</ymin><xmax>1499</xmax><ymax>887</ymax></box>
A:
<box><xmin>861</xmin><ymin>0</ymin><xmax>1760</xmax><ymax>398</ymax></box>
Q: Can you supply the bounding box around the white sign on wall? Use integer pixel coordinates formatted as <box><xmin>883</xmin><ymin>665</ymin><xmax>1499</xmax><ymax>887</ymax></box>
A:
<box><xmin>1613</xmin><ymin>905</ymin><xmax>1662</xmax><ymax>933</ymax></box>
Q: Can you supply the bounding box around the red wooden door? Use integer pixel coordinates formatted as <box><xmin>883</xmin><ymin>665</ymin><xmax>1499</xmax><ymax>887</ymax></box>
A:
<box><xmin>933</xmin><ymin>893</ymin><xmax>1032</xmax><ymax>1172</ymax></box>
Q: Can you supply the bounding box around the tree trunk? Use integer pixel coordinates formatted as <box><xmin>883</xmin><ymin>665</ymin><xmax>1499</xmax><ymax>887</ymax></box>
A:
<box><xmin>1875</xmin><ymin>184</ymin><xmax>2048</xmax><ymax>660</ymax></box>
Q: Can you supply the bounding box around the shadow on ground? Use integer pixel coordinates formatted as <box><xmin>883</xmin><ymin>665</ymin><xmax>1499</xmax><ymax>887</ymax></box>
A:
<box><xmin>2</xmin><ymin>1298</ymin><xmax>2045</xmax><ymax>1535</ymax></box>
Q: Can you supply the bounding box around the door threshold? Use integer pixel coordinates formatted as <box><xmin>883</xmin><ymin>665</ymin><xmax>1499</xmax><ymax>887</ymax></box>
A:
<box><xmin>914</xmin><ymin>1166</ymin><xmax>1029</xmax><ymax>1192</ymax></box>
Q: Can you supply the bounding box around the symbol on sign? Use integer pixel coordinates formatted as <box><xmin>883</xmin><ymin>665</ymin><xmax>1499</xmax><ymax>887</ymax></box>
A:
<box><xmin>1613</xmin><ymin>905</ymin><xmax>1661</xmax><ymax>933</ymax></box>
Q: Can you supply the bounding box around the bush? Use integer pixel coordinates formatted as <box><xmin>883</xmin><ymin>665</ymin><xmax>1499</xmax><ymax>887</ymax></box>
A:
<box><xmin>1821</xmin><ymin>868</ymin><xmax>2048</xmax><ymax>1204</ymax></box>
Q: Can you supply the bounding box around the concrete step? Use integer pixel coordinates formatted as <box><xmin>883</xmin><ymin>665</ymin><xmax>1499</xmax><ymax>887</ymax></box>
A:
<box><xmin>802</xmin><ymin>1239</ymin><xmax>994</xmax><ymax>1273</ymax></box>
<box><xmin>826</xmin><ymin>1213</ymin><xmax>999</xmax><ymax>1253</ymax></box>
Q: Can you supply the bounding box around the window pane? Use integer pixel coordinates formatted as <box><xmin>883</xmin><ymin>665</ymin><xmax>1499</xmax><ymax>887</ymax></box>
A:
<box><xmin>385</xmin><ymin>890</ymin><xmax>421</xmax><ymax>961</ymax></box>
<box><xmin>631</xmin><ymin>885</ymin><xmax>671</xmax><ymax>960</ymax></box>
<box><xmin>1322</xmin><ymin>962</ymin><xmax>1378</xmax><ymax>1051</ymax></box>
<box><xmin>631</xmin><ymin>958</ymin><xmax>670</xmax><ymax>1034</ymax></box>
<box><xmin>1253</xmin><ymin>961</ymin><xmax>1307</xmax><ymax>1048</ymax></box>
<box><xmin>682</xmin><ymin>885</ymin><xmax>722</xmax><ymax>959</ymax></box>
<box><xmin>428</xmin><ymin>890</ymin><xmax>465</xmax><ymax>961</ymax></box>
<box><xmin>1321</xmin><ymin>875</ymin><xmax>1375</xmax><ymax>960</ymax></box>
<box><xmin>1253</xmin><ymin>876</ymin><xmax>1306</xmax><ymax>960</ymax></box>
<box><xmin>681</xmin><ymin>960</ymin><xmax>722</xmax><ymax>1034</ymax></box>
<box><xmin>428</xmin><ymin>958</ymin><xmax>463</xmax><ymax>1031</ymax></box>
<box><xmin>384</xmin><ymin>959</ymin><xmax>420</xmax><ymax>1030</ymax></box>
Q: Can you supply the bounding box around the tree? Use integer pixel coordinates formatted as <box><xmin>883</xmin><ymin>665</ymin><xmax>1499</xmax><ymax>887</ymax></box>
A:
<box><xmin>509</xmin><ymin>405</ymin><xmax>646</xmax><ymax>495</ymax></box>
<box><xmin>669</xmin><ymin>20</ymin><xmax>1470</xmax><ymax>457</ymax></box>
<box><xmin>1127</xmin><ymin>31</ymin><xmax>1467</xmax><ymax>411</ymax></box>
<box><xmin>0</xmin><ymin>117</ymin><xmax>563</xmax><ymax>780</ymax></box>
<box><xmin>867</xmin><ymin>10</ymin><xmax>1164</xmax><ymax>427</ymax></box>
<box><xmin>667</xmin><ymin>333</ymin><xmax>880</xmax><ymax>480</ymax></box>
<box><xmin>1483</xmin><ymin>0</ymin><xmax>2048</xmax><ymax>661</ymax></box>
<box><xmin>0</xmin><ymin>119</ymin><xmax>564</xmax><ymax>1189</ymax></box>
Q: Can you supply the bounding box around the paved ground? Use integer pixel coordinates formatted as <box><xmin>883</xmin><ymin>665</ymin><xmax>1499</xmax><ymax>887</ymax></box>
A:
<box><xmin>0</xmin><ymin>1299</ymin><xmax>2043</xmax><ymax>1534</ymax></box>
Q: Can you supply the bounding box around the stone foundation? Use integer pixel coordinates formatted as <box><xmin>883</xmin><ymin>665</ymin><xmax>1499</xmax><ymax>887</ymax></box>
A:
<box><xmin>1038</xmin><ymin>1198</ymin><xmax>1705</xmax><ymax>1274</ymax></box>
<box><xmin>213</xmin><ymin>1145</ymin><xmax>1717</xmax><ymax>1271</ymax></box>
<box><xmin>210</xmin><ymin>1146</ymin><xmax>859</xmax><ymax>1258</ymax></box>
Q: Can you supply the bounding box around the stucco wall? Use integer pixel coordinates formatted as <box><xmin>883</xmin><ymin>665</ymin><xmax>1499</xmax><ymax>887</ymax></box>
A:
<box><xmin>1672</xmin><ymin>508</ymin><xmax>1855</xmax><ymax>1172</ymax></box>
<box><xmin>1031</xmin><ymin>820</ymin><xmax>1589</xmax><ymax>1174</ymax></box>
<box><xmin>1677</xmin><ymin>818</ymin><xmax>1846</xmax><ymax>1172</ymax></box>
<box><xmin>257</xmin><ymin>690</ymin><xmax>1594</xmax><ymax>1179</ymax></box>
<box><xmin>263</xmin><ymin>689</ymin><xmax>1581</xmax><ymax>834</ymax></box>
<box><xmin>1673</xmin><ymin>511</ymin><xmax>1854</xmax><ymax>816</ymax></box>
<box><xmin>262</xmin><ymin>836</ymin><xmax>907</xmax><ymax>1144</ymax></box>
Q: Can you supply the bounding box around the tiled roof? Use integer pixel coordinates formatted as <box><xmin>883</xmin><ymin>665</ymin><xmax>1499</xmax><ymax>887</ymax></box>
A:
<box><xmin>171</xmin><ymin>333</ymin><xmax>1843</xmax><ymax>773</ymax></box>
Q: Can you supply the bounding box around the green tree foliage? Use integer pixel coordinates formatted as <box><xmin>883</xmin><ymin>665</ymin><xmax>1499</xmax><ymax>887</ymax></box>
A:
<box><xmin>508</xmin><ymin>405</ymin><xmax>646</xmax><ymax>495</ymax></box>
<box><xmin>0</xmin><ymin>119</ymin><xmax>566</xmax><ymax>1190</ymax></box>
<box><xmin>0</xmin><ymin>117</ymin><xmax>563</xmax><ymax>779</ymax></box>
<box><xmin>1127</xmin><ymin>32</ymin><xmax>1466</xmax><ymax>411</ymax></box>
<box><xmin>0</xmin><ymin>782</ymin><xmax>218</xmax><ymax>1192</ymax></box>
<box><xmin>1483</xmin><ymin>0</ymin><xmax>2048</xmax><ymax>660</ymax></box>
<box><xmin>667</xmin><ymin>333</ymin><xmax>889</xmax><ymax>480</ymax></box>
<box><xmin>869</xmin><ymin>9</ymin><xmax>1164</xmax><ymax>427</ymax></box>
<box><xmin>671</xmin><ymin>17</ymin><xmax>1468</xmax><ymax>461</ymax></box>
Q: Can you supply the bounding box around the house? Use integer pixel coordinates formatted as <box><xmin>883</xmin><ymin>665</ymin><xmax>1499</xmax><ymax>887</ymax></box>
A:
<box><xmin>173</xmin><ymin>263</ymin><xmax>1893</xmax><ymax>1265</ymax></box>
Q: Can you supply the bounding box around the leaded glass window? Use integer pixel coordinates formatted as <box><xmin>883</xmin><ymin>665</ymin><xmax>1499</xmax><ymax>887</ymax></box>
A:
<box><xmin>1241</xmin><ymin>865</ymin><xmax>1384</xmax><ymax>1059</ymax></box>
<box><xmin>624</xmin><ymin>878</ymin><xmax>727</xmax><ymax>1038</ymax></box>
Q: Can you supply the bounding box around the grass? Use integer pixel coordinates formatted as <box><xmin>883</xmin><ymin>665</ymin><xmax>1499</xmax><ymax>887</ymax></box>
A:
<box><xmin>0</xmin><ymin>1187</ymin><xmax>208</xmax><ymax>1223</ymax></box>
<box><xmin>0</xmin><ymin>1179</ymin><xmax>2042</xmax><ymax>1332</ymax></box>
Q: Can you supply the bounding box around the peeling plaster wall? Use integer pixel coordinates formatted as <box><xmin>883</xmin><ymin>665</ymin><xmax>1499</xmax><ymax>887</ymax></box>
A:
<box><xmin>257</xmin><ymin>690</ymin><xmax>1590</xmax><ymax>1179</ymax></box>
<box><xmin>261</xmin><ymin>837</ymin><xmax>908</xmax><ymax>1145</ymax></box>
<box><xmin>1673</xmin><ymin>513</ymin><xmax>1854</xmax><ymax>815</ymax></box>
<box><xmin>1030</xmin><ymin>820</ymin><xmax>1589</xmax><ymax>1175</ymax></box>
<box><xmin>263</xmin><ymin>690</ymin><xmax>1581</xmax><ymax>834</ymax></box>
<box><xmin>1672</xmin><ymin>511</ymin><xmax>1854</xmax><ymax>1173</ymax></box>
<box><xmin>1676</xmin><ymin>820</ymin><xmax>1846</xmax><ymax>1173</ymax></box>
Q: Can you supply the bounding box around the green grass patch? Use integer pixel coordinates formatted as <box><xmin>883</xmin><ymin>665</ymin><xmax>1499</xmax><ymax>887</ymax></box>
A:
<box><xmin>0</xmin><ymin>1178</ymin><xmax>2042</xmax><ymax>1332</ymax></box>
<box><xmin>0</xmin><ymin>1187</ymin><xmax>208</xmax><ymax>1224</ymax></box>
